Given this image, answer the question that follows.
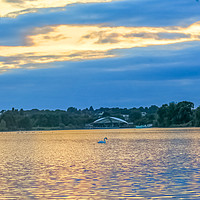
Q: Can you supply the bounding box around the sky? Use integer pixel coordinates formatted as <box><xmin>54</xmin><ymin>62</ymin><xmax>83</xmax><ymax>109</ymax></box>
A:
<box><xmin>0</xmin><ymin>0</ymin><xmax>200</xmax><ymax>110</ymax></box>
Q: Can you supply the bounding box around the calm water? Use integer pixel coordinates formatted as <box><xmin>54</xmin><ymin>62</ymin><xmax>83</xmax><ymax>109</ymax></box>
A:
<box><xmin>0</xmin><ymin>128</ymin><xmax>200</xmax><ymax>199</ymax></box>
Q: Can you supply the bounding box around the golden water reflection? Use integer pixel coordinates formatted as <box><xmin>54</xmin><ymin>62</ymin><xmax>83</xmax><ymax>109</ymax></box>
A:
<box><xmin>0</xmin><ymin>128</ymin><xmax>200</xmax><ymax>199</ymax></box>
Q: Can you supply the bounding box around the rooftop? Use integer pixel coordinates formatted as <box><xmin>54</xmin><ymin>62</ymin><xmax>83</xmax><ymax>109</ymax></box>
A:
<box><xmin>93</xmin><ymin>116</ymin><xmax>128</xmax><ymax>124</ymax></box>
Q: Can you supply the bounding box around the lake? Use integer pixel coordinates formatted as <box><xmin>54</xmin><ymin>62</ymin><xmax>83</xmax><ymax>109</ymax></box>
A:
<box><xmin>0</xmin><ymin>128</ymin><xmax>200</xmax><ymax>199</ymax></box>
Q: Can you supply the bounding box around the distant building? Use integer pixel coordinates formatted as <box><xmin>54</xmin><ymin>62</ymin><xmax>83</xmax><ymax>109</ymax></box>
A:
<box><xmin>97</xmin><ymin>112</ymin><xmax>104</xmax><ymax>117</ymax></box>
<box><xmin>141</xmin><ymin>112</ymin><xmax>147</xmax><ymax>117</ymax></box>
<box><xmin>92</xmin><ymin>116</ymin><xmax>128</xmax><ymax>128</ymax></box>
<box><xmin>122</xmin><ymin>114</ymin><xmax>129</xmax><ymax>121</ymax></box>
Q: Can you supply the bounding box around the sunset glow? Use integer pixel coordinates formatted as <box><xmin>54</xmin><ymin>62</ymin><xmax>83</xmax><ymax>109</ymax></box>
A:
<box><xmin>0</xmin><ymin>0</ymin><xmax>200</xmax><ymax>109</ymax></box>
<box><xmin>0</xmin><ymin>22</ymin><xmax>200</xmax><ymax>72</ymax></box>
<box><xmin>0</xmin><ymin>0</ymin><xmax>119</xmax><ymax>18</ymax></box>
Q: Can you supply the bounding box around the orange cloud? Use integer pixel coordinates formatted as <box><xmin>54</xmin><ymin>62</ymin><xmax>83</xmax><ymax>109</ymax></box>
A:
<box><xmin>0</xmin><ymin>0</ymin><xmax>119</xmax><ymax>18</ymax></box>
<box><xmin>0</xmin><ymin>22</ymin><xmax>200</xmax><ymax>73</ymax></box>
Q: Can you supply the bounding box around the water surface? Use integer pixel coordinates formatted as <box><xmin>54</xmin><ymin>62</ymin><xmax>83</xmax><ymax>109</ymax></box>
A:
<box><xmin>0</xmin><ymin>128</ymin><xmax>200</xmax><ymax>199</ymax></box>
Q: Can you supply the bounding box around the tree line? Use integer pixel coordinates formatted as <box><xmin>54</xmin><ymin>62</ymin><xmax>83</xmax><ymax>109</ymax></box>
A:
<box><xmin>0</xmin><ymin>101</ymin><xmax>200</xmax><ymax>131</ymax></box>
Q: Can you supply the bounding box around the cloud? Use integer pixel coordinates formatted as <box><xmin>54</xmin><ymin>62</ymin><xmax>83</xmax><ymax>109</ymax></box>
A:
<box><xmin>0</xmin><ymin>21</ymin><xmax>200</xmax><ymax>73</ymax></box>
<box><xmin>0</xmin><ymin>0</ymin><xmax>120</xmax><ymax>18</ymax></box>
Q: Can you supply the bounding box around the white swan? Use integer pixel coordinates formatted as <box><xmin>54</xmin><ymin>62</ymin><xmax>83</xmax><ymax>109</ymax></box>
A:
<box><xmin>98</xmin><ymin>137</ymin><xmax>108</xmax><ymax>143</ymax></box>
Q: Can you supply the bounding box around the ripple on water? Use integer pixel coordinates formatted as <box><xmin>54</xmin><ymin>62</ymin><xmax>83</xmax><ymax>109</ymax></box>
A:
<box><xmin>0</xmin><ymin>128</ymin><xmax>200</xmax><ymax>199</ymax></box>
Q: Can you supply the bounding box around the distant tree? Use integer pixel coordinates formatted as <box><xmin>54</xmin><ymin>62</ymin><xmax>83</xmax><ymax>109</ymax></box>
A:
<box><xmin>102</xmin><ymin>111</ymin><xmax>110</xmax><ymax>117</ymax></box>
<box><xmin>194</xmin><ymin>106</ymin><xmax>200</xmax><ymax>126</ymax></box>
<box><xmin>0</xmin><ymin>119</ymin><xmax>7</xmax><ymax>131</ymax></box>
<box><xmin>129</xmin><ymin>110</ymin><xmax>142</xmax><ymax>124</ymax></box>
<box><xmin>157</xmin><ymin>101</ymin><xmax>194</xmax><ymax>127</ymax></box>
<box><xmin>37</xmin><ymin>114</ymin><xmax>48</xmax><ymax>127</ymax></box>
<box><xmin>2</xmin><ymin>112</ymin><xmax>17</xmax><ymax>130</ymax></box>
<box><xmin>59</xmin><ymin>123</ymin><xmax>65</xmax><ymax>129</ymax></box>
<box><xmin>167</xmin><ymin>102</ymin><xmax>177</xmax><ymax>125</ymax></box>
<box><xmin>89</xmin><ymin>106</ymin><xmax>94</xmax><ymax>112</ymax></box>
<box><xmin>148</xmin><ymin>105</ymin><xmax>159</xmax><ymax>114</ymax></box>
<box><xmin>138</xmin><ymin>107</ymin><xmax>145</xmax><ymax>112</ymax></box>
<box><xmin>157</xmin><ymin>104</ymin><xmax>169</xmax><ymax>127</ymax></box>
<box><xmin>20</xmin><ymin>108</ymin><xmax>24</xmax><ymax>116</ymax></box>
<box><xmin>60</xmin><ymin>113</ymin><xmax>70</xmax><ymax>126</ymax></box>
<box><xmin>146</xmin><ymin>114</ymin><xmax>156</xmax><ymax>123</ymax></box>
<box><xmin>18</xmin><ymin>117</ymin><xmax>32</xmax><ymax>130</ymax></box>
<box><xmin>0</xmin><ymin>110</ymin><xmax>5</xmax><ymax>114</ymax></box>
<box><xmin>67</xmin><ymin>107</ymin><xmax>78</xmax><ymax>113</ymax></box>
<box><xmin>175</xmin><ymin>101</ymin><xmax>194</xmax><ymax>124</ymax></box>
<box><xmin>0</xmin><ymin>101</ymin><xmax>198</xmax><ymax>131</ymax></box>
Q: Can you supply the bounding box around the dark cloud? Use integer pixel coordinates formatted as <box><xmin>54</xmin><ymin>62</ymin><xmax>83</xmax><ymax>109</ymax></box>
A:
<box><xmin>43</xmin><ymin>34</ymin><xmax>68</xmax><ymax>41</ymax></box>
<box><xmin>83</xmin><ymin>31</ymin><xmax>120</xmax><ymax>43</ymax></box>
<box><xmin>5</xmin><ymin>0</ymin><xmax>36</xmax><ymax>3</ymax></box>
<box><xmin>1</xmin><ymin>0</ymin><xmax>200</xmax><ymax>44</ymax></box>
<box><xmin>1</xmin><ymin>0</ymin><xmax>200</xmax><ymax>109</ymax></box>
<box><xmin>1</xmin><ymin>45</ymin><xmax>200</xmax><ymax>109</ymax></box>
<box><xmin>96</xmin><ymin>32</ymin><xmax>119</xmax><ymax>44</ymax></box>
<box><xmin>158</xmin><ymin>33</ymin><xmax>190</xmax><ymax>40</ymax></box>
<box><xmin>4</xmin><ymin>0</ymin><xmax>24</xmax><ymax>3</ymax></box>
<box><xmin>5</xmin><ymin>8</ymin><xmax>39</xmax><ymax>18</ymax></box>
<box><xmin>125</xmin><ymin>33</ymin><xmax>159</xmax><ymax>39</ymax></box>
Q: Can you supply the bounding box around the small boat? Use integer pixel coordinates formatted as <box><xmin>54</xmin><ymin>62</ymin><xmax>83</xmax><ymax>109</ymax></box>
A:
<box><xmin>98</xmin><ymin>137</ymin><xmax>108</xmax><ymax>144</ymax></box>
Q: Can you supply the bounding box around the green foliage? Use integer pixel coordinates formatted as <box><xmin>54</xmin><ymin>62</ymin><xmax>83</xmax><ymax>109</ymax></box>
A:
<box><xmin>0</xmin><ymin>119</ymin><xmax>7</xmax><ymax>131</ymax></box>
<box><xmin>102</xmin><ymin>111</ymin><xmax>110</xmax><ymax>117</ymax></box>
<box><xmin>129</xmin><ymin>110</ymin><xmax>142</xmax><ymax>124</ymax></box>
<box><xmin>18</xmin><ymin>117</ymin><xmax>32</xmax><ymax>130</ymax></box>
<box><xmin>193</xmin><ymin>106</ymin><xmax>200</xmax><ymax>126</ymax></box>
<box><xmin>157</xmin><ymin>101</ymin><xmax>194</xmax><ymax>127</ymax></box>
<box><xmin>0</xmin><ymin>101</ymin><xmax>199</xmax><ymax>131</ymax></box>
<box><xmin>89</xmin><ymin>106</ymin><xmax>94</xmax><ymax>112</ymax></box>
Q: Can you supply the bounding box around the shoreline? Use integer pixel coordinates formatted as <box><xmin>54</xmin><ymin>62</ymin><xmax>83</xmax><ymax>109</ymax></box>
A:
<box><xmin>0</xmin><ymin>126</ymin><xmax>200</xmax><ymax>133</ymax></box>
